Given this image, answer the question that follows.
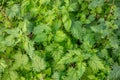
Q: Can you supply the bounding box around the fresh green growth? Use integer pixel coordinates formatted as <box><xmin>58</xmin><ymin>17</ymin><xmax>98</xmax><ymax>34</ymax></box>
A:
<box><xmin>0</xmin><ymin>0</ymin><xmax>120</xmax><ymax>80</ymax></box>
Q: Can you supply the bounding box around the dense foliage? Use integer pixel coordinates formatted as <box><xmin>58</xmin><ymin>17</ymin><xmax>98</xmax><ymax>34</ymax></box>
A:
<box><xmin>0</xmin><ymin>0</ymin><xmax>120</xmax><ymax>80</ymax></box>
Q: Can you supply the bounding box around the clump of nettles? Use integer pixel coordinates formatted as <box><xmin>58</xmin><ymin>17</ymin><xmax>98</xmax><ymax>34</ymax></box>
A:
<box><xmin>0</xmin><ymin>0</ymin><xmax>120</xmax><ymax>80</ymax></box>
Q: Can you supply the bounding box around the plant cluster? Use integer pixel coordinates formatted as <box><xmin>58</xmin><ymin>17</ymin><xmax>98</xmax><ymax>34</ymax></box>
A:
<box><xmin>0</xmin><ymin>0</ymin><xmax>120</xmax><ymax>80</ymax></box>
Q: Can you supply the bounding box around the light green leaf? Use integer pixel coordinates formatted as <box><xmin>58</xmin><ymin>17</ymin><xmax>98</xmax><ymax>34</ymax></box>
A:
<box><xmin>80</xmin><ymin>14</ymin><xmax>86</xmax><ymax>22</ymax></box>
<box><xmin>64</xmin><ymin>0</ymin><xmax>69</xmax><ymax>6</ymax></box>
<box><xmin>33</xmin><ymin>24</ymin><xmax>51</xmax><ymax>35</ymax></box>
<box><xmin>54</xmin><ymin>30</ymin><xmax>66</xmax><ymax>42</ymax></box>
<box><xmin>78</xmin><ymin>0</ymin><xmax>83</xmax><ymax>4</ymax></box>
<box><xmin>62</xmin><ymin>14</ymin><xmax>68</xmax><ymax>23</ymax></box>
<box><xmin>88</xmin><ymin>55</ymin><xmax>104</xmax><ymax>72</ymax></box>
<box><xmin>6</xmin><ymin>4</ymin><xmax>20</xmax><ymax>19</ymax></box>
<box><xmin>64</xmin><ymin>19</ymin><xmax>72</xmax><ymax>32</ymax></box>
<box><xmin>33</xmin><ymin>24</ymin><xmax>51</xmax><ymax>43</ymax></box>
<box><xmin>65</xmin><ymin>64</ymin><xmax>85</xmax><ymax>80</ymax></box>
<box><xmin>2</xmin><ymin>35</ymin><xmax>15</xmax><ymax>46</ymax></box>
<box><xmin>0</xmin><ymin>59</ymin><xmax>7</xmax><ymax>73</ymax></box>
<box><xmin>65</xmin><ymin>68</ymin><xmax>78</xmax><ymax>80</ymax></box>
<box><xmin>77</xmin><ymin>62</ymin><xmax>86</xmax><ymax>78</ymax></box>
<box><xmin>52</xmin><ymin>72</ymin><xmax>60</xmax><ymax>80</ymax></box>
<box><xmin>58</xmin><ymin>50</ymin><xmax>82</xmax><ymax>64</ymax></box>
<box><xmin>32</xmin><ymin>54</ymin><xmax>46</xmax><ymax>72</ymax></box>
<box><xmin>68</xmin><ymin>3</ymin><xmax>78</xmax><ymax>12</ymax></box>
<box><xmin>12</xmin><ymin>52</ymin><xmax>29</xmax><ymax>70</ymax></box>
<box><xmin>83</xmin><ymin>33</ymin><xmax>95</xmax><ymax>45</ymax></box>
<box><xmin>34</xmin><ymin>33</ymin><xmax>47</xmax><ymax>43</ymax></box>
<box><xmin>2</xmin><ymin>71</ymin><xmax>18</xmax><ymax>80</ymax></box>
<box><xmin>53</xmin><ymin>20</ymin><xmax>62</xmax><ymax>31</ymax></box>
<box><xmin>5</xmin><ymin>28</ymin><xmax>20</xmax><ymax>37</ymax></box>
<box><xmin>96</xmin><ymin>7</ymin><xmax>102</xmax><ymax>13</ymax></box>
<box><xmin>9</xmin><ymin>71</ymin><xmax>18</xmax><ymax>80</ymax></box>
<box><xmin>62</xmin><ymin>14</ymin><xmax>72</xmax><ymax>32</ymax></box>
<box><xmin>39</xmin><ymin>0</ymin><xmax>50</xmax><ymax>5</ymax></box>
<box><xmin>87</xmin><ymin>75</ymin><xmax>96</xmax><ymax>79</ymax></box>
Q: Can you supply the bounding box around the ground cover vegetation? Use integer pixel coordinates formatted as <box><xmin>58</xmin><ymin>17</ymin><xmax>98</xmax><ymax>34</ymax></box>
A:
<box><xmin>0</xmin><ymin>0</ymin><xmax>120</xmax><ymax>80</ymax></box>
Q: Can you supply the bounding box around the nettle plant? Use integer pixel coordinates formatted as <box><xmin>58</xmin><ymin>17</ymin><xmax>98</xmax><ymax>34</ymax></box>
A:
<box><xmin>0</xmin><ymin>0</ymin><xmax>120</xmax><ymax>80</ymax></box>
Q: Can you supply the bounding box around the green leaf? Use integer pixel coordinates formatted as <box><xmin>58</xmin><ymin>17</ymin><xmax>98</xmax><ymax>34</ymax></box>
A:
<box><xmin>33</xmin><ymin>24</ymin><xmax>51</xmax><ymax>43</ymax></box>
<box><xmin>88</xmin><ymin>14</ymin><xmax>95</xmax><ymax>22</ymax></box>
<box><xmin>108</xmin><ymin>65</ymin><xmax>120</xmax><ymax>80</ymax></box>
<box><xmin>62</xmin><ymin>14</ymin><xmax>72</xmax><ymax>32</ymax></box>
<box><xmin>52</xmin><ymin>72</ymin><xmax>60</xmax><ymax>80</ymax></box>
<box><xmin>5</xmin><ymin>28</ymin><xmax>20</xmax><ymax>37</ymax></box>
<box><xmin>83</xmin><ymin>32</ymin><xmax>95</xmax><ymax>45</ymax></box>
<box><xmin>88</xmin><ymin>55</ymin><xmax>104</xmax><ymax>72</ymax></box>
<box><xmin>64</xmin><ymin>0</ymin><xmax>69</xmax><ymax>6</ymax></box>
<box><xmin>71</xmin><ymin>21</ymin><xmax>83</xmax><ymax>40</ymax></box>
<box><xmin>58</xmin><ymin>50</ymin><xmax>82</xmax><ymax>64</ymax></box>
<box><xmin>6</xmin><ymin>4</ymin><xmax>20</xmax><ymax>19</ymax></box>
<box><xmin>90</xmin><ymin>23</ymin><xmax>106</xmax><ymax>33</ymax></box>
<box><xmin>62</xmin><ymin>14</ymin><xmax>68</xmax><ymax>23</ymax></box>
<box><xmin>23</xmin><ymin>39</ymin><xmax>34</xmax><ymax>55</ymax></box>
<box><xmin>65</xmin><ymin>68</ymin><xmax>78</xmax><ymax>80</ymax></box>
<box><xmin>54</xmin><ymin>30</ymin><xmax>66</xmax><ymax>42</ymax></box>
<box><xmin>78</xmin><ymin>0</ymin><xmax>83</xmax><ymax>4</ymax></box>
<box><xmin>0</xmin><ymin>0</ymin><xmax>119</xmax><ymax>79</ymax></box>
<box><xmin>96</xmin><ymin>7</ymin><xmax>102</xmax><ymax>13</ymax></box>
<box><xmin>33</xmin><ymin>24</ymin><xmax>51</xmax><ymax>35</ymax></box>
<box><xmin>80</xmin><ymin>13</ymin><xmax>86</xmax><ymax>22</ymax></box>
<box><xmin>34</xmin><ymin>33</ymin><xmax>47</xmax><ymax>43</ymax></box>
<box><xmin>81</xmin><ymin>41</ymin><xmax>92</xmax><ymax>51</ymax></box>
<box><xmin>88</xmin><ymin>0</ymin><xmax>104</xmax><ymax>9</ymax></box>
<box><xmin>2</xmin><ymin>35</ymin><xmax>15</xmax><ymax>46</ymax></box>
<box><xmin>109</xmin><ymin>37</ymin><xmax>119</xmax><ymax>49</ymax></box>
<box><xmin>77</xmin><ymin>62</ymin><xmax>86</xmax><ymax>79</ymax></box>
<box><xmin>64</xmin><ymin>63</ymin><xmax>85</xmax><ymax>80</ymax></box>
<box><xmin>87</xmin><ymin>75</ymin><xmax>96</xmax><ymax>79</ymax></box>
<box><xmin>64</xmin><ymin>19</ymin><xmax>72</xmax><ymax>32</ymax></box>
<box><xmin>2</xmin><ymin>71</ymin><xmax>18</xmax><ymax>80</ymax></box>
<box><xmin>44</xmin><ymin>68</ymin><xmax>51</xmax><ymax>76</ymax></box>
<box><xmin>9</xmin><ymin>71</ymin><xmax>18</xmax><ymax>80</ymax></box>
<box><xmin>53</xmin><ymin>20</ymin><xmax>62</xmax><ymax>31</ymax></box>
<box><xmin>12</xmin><ymin>52</ymin><xmax>29</xmax><ymax>70</ymax></box>
<box><xmin>98</xmin><ymin>49</ymin><xmax>108</xmax><ymax>59</ymax></box>
<box><xmin>0</xmin><ymin>59</ymin><xmax>7</xmax><ymax>73</ymax></box>
<box><xmin>32</xmin><ymin>54</ymin><xmax>46</xmax><ymax>72</ymax></box>
<box><xmin>21</xmin><ymin>20</ymin><xmax>30</xmax><ymax>33</ymax></box>
<box><xmin>68</xmin><ymin>3</ymin><xmax>78</xmax><ymax>12</ymax></box>
<box><xmin>40</xmin><ymin>0</ymin><xmax>50</xmax><ymax>5</ymax></box>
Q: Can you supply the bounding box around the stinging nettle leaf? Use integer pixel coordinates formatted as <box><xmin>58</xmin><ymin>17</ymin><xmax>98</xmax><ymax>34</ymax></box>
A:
<box><xmin>88</xmin><ymin>0</ymin><xmax>104</xmax><ymax>9</ymax></box>
<box><xmin>34</xmin><ymin>33</ymin><xmax>47</xmax><ymax>43</ymax></box>
<box><xmin>68</xmin><ymin>2</ymin><xmax>78</xmax><ymax>12</ymax></box>
<box><xmin>12</xmin><ymin>52</ymin><xmax>29</xmax><ymax>70</ymax></box>
<box><xmin>54</xmin><ymin>30</ymin><xmax>66</xmax><ymax>42</ymax></box>
<box><xmin>88</xmin><ymin>55</ymin><xmax>104</xmax><ymax>72</ymax></box>
<box><xmin>71</xmin><ymin>21</ymin><xmax>83</xmax><ymax>40</ymax></box>
<box><xmin>64</xmin><ymin>19</ymin><xmax>72</xmax><ymax>32</ymax></box>
<box><xmin>6</xmin><ymin>4</ymin><xmax>20</xmax><ymax>19</ymax></box>
<box><xmin>108</xmin><ymin>65</ymin><xmax>120</xmax><ymax>80</ymax></box>
<box><xmin>77</xmin><ymin>62</ymin><xmax>86</xmax><ymax>79</ymax></box>
<box><xmin>33</xmin><ymin>24</ymin><xmax>51</xmax><ymax>35</ymax></box>
<box><xmin>62</xmin><ymin>14</ymin><xmax>72</xmax><ymax>32</ymax></box>
<box><xmin>5</xmin><ymin>28</ymin><xmax>20</xmax><ymax>37</ymax></box>
<box><xmin>32</xmin><ymin>54</ymin><xmax>46</xmax><ymax>72</ymax></box>
<box><xmin>2</xmin><ymin>35</ymin><xmax>15</xmax><ymax>46</ymax></box>
<box><xmin>0</xmin><ymin>59</ymin><xmax>7</xmax><ymax>73</ymax></box>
